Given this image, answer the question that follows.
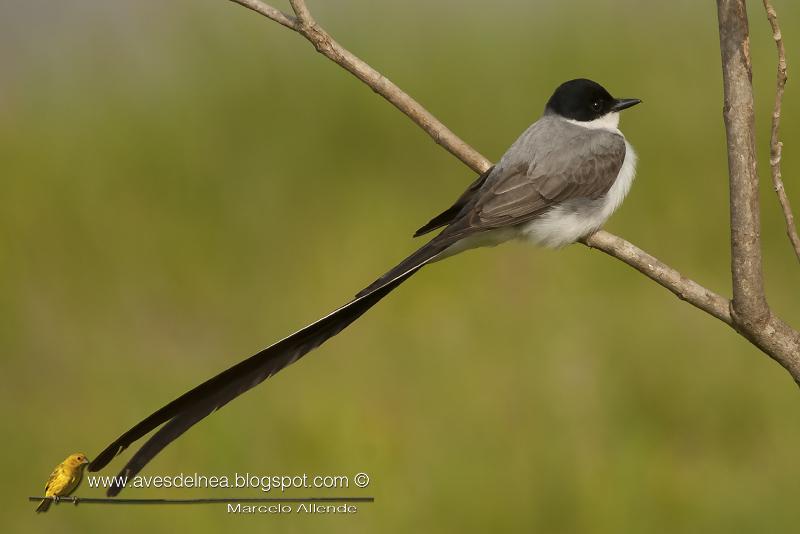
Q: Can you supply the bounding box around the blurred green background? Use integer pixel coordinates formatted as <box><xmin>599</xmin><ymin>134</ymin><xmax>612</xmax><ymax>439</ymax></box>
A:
<box><xmin>2</xmin><ymin>0</ymin><xmax>800</xmax><ymax>532</ymax></box>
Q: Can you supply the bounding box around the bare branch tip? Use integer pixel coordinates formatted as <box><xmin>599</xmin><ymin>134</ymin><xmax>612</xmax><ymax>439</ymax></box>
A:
<box><xmin>759</xmin><ymin>0</ymin><xmax>800</xmax><ymax>264</ymax></box>
<box><xmin>228</xmin><ymin>0</ymin><xmax>299</xmax><ymax>30</ymax></box>
<box><xmin>289</xmin><ymin>0</ymin><xmax>314</xmax><ymax>26</ymax></box>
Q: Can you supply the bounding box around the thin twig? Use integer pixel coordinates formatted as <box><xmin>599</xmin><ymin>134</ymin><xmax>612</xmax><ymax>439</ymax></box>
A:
<box><xmin>763</xmin><ymin>0</ymin><xmax>800</xmax><ymax>263</ymax></box>
<box><xmin>230</xmin><ymin>0</ymin><xmax>297</xmax><ymax>30</ymax></box>
<box><xmin>288</xmin><ymin>0</ymin><xmax>314</xmax><ymax>26</ymax></box>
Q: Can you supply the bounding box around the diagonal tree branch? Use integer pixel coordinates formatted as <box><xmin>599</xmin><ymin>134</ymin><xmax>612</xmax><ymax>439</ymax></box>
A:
<box><xmin>229</xmin><ymin>0</ymin><xmax>800</xmax><ymax>382</ymax></box>
<box><xmin>230</xmin><ymin>0</ymin><xmax>491</xmax><ymax>174</ymax></box>
<box><xmin>763</xmin><ymin>0</ymin><xmax>800</xmax><ymax>263</ymax></box>
<box><xmin>581</xmin><ymin>232</ymin><xmax>732</xmax><ymax>325</ymax></box>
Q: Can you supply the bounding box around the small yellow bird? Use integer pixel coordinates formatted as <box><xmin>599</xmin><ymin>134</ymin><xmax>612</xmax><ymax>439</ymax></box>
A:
<box><xmin>36</xmin><ymin>453</ymin><xmax>90</xmax><ymax>513</ymax></box>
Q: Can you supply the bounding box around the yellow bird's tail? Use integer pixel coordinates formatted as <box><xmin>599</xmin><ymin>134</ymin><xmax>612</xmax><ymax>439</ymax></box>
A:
<box><xmin>35</xmin><ymin>498</ymin><xmax>52</xmax><ymax>513</ymax></box>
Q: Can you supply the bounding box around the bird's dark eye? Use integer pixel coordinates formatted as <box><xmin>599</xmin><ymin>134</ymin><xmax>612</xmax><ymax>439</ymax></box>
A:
<box><xmin>591</xmin><ymin>101</ymin><xmax>601</xmax><ymax>111</ymax></box>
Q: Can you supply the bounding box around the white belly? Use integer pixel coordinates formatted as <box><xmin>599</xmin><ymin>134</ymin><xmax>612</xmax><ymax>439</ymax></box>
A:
<box><xmin>519</xmin><ymin>139</ymin><xmax>637</xmax><ymax>248</ymax></box>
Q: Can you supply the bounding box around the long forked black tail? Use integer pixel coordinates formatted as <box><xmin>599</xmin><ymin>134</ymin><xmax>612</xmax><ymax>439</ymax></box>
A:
<box><xmin>89</xmin><ymin>236</ymin><xmax>455</xmax><ymax>496</ymax></box>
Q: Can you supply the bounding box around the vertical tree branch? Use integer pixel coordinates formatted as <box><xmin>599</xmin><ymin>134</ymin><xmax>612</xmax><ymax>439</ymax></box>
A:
<box><xmin>717</xmin><ymin>0</ymin><xmax>770</xmax><ymax>327</ymax></box>
<box><xmin>763</xmin><ymin>0</ymin><xmax>800</xmax><ymax>263</ymax></box>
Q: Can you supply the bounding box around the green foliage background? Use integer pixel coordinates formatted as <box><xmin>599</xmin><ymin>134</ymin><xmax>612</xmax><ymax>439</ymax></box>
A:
<box><xmin>2</xmin><ymin>1</ymin><xmax>799</xmax><ymax>532</ymax></box>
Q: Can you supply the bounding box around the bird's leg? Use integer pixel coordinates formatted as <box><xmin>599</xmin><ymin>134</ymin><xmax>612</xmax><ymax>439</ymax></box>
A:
<box><xmin>52</xmin><ymin>495</ymin><xmax>60</xmax><ymax>505</ymax></box>
<box><xmin>73</xmin><ymin>497</ymin><xmax>80</xmax><ymax>506</ymax></box>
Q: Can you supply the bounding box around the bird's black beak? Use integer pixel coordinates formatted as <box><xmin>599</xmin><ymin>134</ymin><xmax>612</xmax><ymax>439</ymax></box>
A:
<box><xmin>611</xmin><ymin>98</ymin><xmax>642</xmax><ymax>112</ymax></box>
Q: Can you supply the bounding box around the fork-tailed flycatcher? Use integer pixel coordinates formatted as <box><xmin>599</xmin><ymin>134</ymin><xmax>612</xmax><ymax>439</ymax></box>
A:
<box><xmin>90</xmin><ymin>78</ymin><xmax>641</xmax><ymax>494</ymax></box>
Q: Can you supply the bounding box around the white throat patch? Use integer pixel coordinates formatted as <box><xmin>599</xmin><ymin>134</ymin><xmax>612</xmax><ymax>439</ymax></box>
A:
<box><xmin>564</xmin><ymin>112</ymin><xmax>620</xmax><ymax>132</ymax></box>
